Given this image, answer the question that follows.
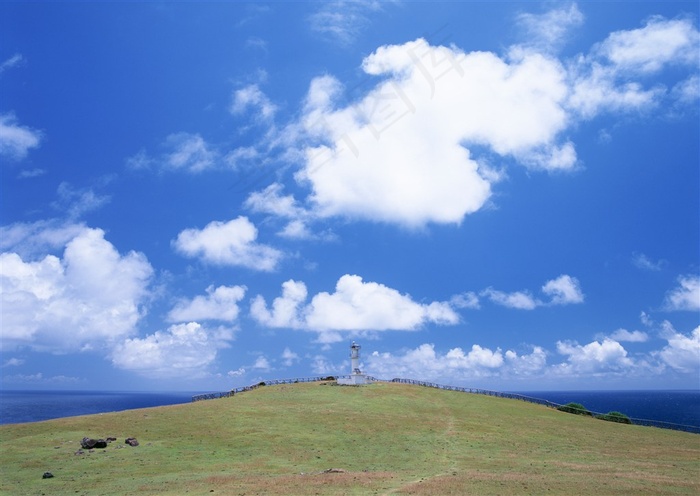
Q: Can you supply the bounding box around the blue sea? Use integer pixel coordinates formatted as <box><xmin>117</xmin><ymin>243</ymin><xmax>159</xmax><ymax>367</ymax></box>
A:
<box><xmin>1</xmin><ymin>389</ymin><xmax>698</xmax><ymax>428</ymax></box>
<box><xmin>514</xmin><ymin>390</ymin><xmax>700</xmax><ymax>427</ymax></box>
<box><xmin>0</xmin><ymin>390</ymin><xmax>199</xmax><ymax>425</ymax></box>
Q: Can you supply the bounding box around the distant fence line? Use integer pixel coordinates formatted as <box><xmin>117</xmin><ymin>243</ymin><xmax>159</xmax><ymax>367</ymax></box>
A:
<box><xmin>192</xmin><ymin>376</ymin><xmax>699</xmax><ymax>434</ymax></box>
<box><xmin>191</xmin><ymin>376</ymin><xmax>342</xmax><ymax>402</ymax></box>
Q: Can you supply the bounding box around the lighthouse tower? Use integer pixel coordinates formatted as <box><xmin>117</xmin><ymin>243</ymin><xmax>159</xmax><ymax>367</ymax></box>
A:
<box><xmin>338</xmin><ymin>341</ymin><xmax>369</xmax><ymax>385</ymax></box>
<box><xmin>350</xmin><ymin>341</ymin><xmax>361</xmax><ymax>374</ymax></box>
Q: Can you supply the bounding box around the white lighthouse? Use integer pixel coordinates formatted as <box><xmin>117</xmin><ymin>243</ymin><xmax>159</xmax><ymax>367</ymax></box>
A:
<box><xmin>337</xmin><ymin>341</ymin><xmax>369</xmax><ymax>385</ymax></box>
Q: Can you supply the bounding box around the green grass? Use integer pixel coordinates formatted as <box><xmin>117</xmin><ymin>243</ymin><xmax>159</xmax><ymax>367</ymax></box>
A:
<box><xmin>1</xmin><ymin>382</ymin><xmax>698</xmax><ymax>495</ymax></box>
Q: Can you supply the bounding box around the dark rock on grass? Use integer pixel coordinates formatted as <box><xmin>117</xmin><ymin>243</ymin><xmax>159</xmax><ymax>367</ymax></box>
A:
<box><xmin>42</xmin><ymin>472</ymin><xmax>54</xmax><ymax>479</ymax></box>
<box><xmin>125</xmin><ymin>437</ymin><xmax>139</xmax><ymax>447</ymax></box>
<box><xmin>81</xmin><ymin>437</ymin><xmax>107</xmax><ymax>449</ymax></box>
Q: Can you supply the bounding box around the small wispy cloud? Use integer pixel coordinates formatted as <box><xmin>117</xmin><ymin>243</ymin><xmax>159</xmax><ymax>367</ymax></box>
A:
<box><xmin>2</xmin><ymin>358</ymin><xmax>25</xmax><ymax>367</ymax></box>
<box><xmin>632</xmin><ymin>252</ymin><xmax>666</xmax><ymax>271</ymax></box>
<box><xmin>126</xmin><ymin>133</ymin><xmax>219</xmax><ymax>174</ymax></box>
<box><xmin>515</xmin><ymin>3</ymin><xmax>584</xmax><ymax>53</ymax></box>
<box><xmin>230</xmin><ymin>84</ymin><xmax>277</xmax><ymax>122</ymax></box>
<box><xmin>17</xmin><ymin>168</ymin><xmax>47</xmax><ymax>179</ymax></box>
<box><xmin>480</xmin><ymin>275</ymin><xmax>584</xmax><ymax>310</ymax></box>
<box><xmin>0</xmin><ymin>53</ymin><xmax>24</xmax><ymax>75</ymax></box>
<box><xmin>245</xmin><ymin>36</ymin><xmax>268</xmax><ymax>52</ymax></box>
<box><xmin>608</xmin><ymin>328</ymin><xmax>649</xmax><ymax>343</ymax></box>
<box><xmin>52</xmin><ymin>182</ymin><xmax>111</xmax><ymax>220</ymax></box>
<box><xmin>0</xmin><ymin>113</ymin><xmax>42</xmax><ymax>160</ymax></box>
<box><xmin>308</xmin><ymin>0</ymin><xmax>383</xmax><ymax>45</ymax></box>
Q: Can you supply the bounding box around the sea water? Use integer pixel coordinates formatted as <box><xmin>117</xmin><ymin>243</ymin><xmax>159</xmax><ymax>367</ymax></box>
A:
<box><xmin>0</xmin><ymin>390</ymin><xmax>198</xmax><ymax>425</ymax></box>
<box><xmin>515</xmin><ymin>390</ymin><xmax>700</xmax><ymax>427</ymax></box>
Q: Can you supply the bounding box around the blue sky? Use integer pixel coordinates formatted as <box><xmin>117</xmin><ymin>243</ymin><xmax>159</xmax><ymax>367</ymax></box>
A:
<box><xmin>1</xmin><ymin>1</ymin><xmax>698</xmax><ymax>392</ymax></box>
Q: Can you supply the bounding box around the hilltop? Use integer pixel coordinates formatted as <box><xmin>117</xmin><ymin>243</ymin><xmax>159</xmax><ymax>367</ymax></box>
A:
<box><xmin>1</xmin><ymin>381</ymin><xmax>698</xmax><ymax>495</ymax></box>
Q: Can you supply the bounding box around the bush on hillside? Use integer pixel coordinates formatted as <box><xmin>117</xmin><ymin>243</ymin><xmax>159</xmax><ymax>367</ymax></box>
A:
<box><xmin>557</xmin><ymin>402</ymin><xmax>593</xmax><ymax>416</ymax></box>
<box><xmin>595</xmin><ymin>411</ymin><xmax>632</xmax><ymax>424</ymax></box>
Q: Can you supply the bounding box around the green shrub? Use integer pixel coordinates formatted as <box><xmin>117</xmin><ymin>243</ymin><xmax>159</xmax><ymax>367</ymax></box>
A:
<box><xmin>595</xmin><ymin>411</ymin><xmax>632</xmax><ymax>424</ymax></box>
<box><xmin>557</xmin><ymin>402</ymin><xmax>593</xmax><ymax>416</ymax></box>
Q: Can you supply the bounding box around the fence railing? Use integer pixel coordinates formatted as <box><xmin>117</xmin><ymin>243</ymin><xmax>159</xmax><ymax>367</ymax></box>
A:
<box><xmin>192</xmin><ymin>376</ymin><xmax>699</xmax><ymax>434</ymax></box>
<box><xmin>388</xmin><ymin>378</ymin><xmax>560</xmax><ymax>408</ymax></box>
<box><xmin>191</xmin><ymin>376</ymin><xmax>341</xmax><ymax>402</ymax></box>
<box><xmin>388</xmin><ymin>378</ymin><xmax>700</xmax><ymax>434</ymax></box>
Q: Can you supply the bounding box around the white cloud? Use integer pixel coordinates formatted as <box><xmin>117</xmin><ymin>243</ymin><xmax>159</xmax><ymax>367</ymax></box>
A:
<box><xmin>303</xmin><ymin>274</ymin><xmax>459</xmax><ymax>331</ymax></box>
<box><xmin>445</xmin><ymin>345</ymin><xmax>505</xmax><ymax>368</ymax></box>
<box><xmin>17</xmin><ymin>168</ymin><xmax>47</xmax><ymax>179</ymax></box>
<box><xmin>657</xmin><ymin>324</ymin><xmax>700</xmax><ymax>373</ymax></box>
<box><xmin>277</xmin><ymin>219</ymin><xmax>314</xmax><ymax>240</ymax></box>
<box><xmin>53</xmin><ymin>182</ymin><xmax>111</xmax><ymax>220</ymax></box>
<box><xmin>632</xmin><ymin>252</ymin><xmax>665</xmax><ymax>271</ymax></box>
<box><xmin>366</xmin><ymin>343</ymin><xmax>548</xmax><ymax>382</ymax></box>
<box><xmin>640</xmin><ymin>311</ymin><xmax>654</xmax><ymax>327</ymax></box>
<box><xmin>228</xmin><ymin>367</ymin><xmax>246</xmax><ymax>377</ymax></box>
<box><xmin>231</xmin><ymin>84</ymin><xmax>277</xmax><ymax>121</ymax></box>
<box><xmin>555</xmin><ymin>339</ymin><xmax>634</xmax><ymax>375</ymax></box>
<box><xmin>251</xmin><ymin>274</ymin><xmax>459</xmax><ymax>334</ymax></box>
<box><xmin>542</xmin><ymin>274</ymin><xmax>584</xmax><ymax>305</ymax></box>
<box><xmin>0</xmin><ymin>220</ymin><xmax>87</xmax><ymax>258</ymax></box>
<box><xmin>251</xmin><ymin>279</ymin><xmax>308</xmax><ymax>328</ymax></box>
<box><xmin>671</xmin><ymin>75</ymin><xmax>700</xmax><ymax>104</ymax></box>
<box><xmin>245</xmin><ymin>183</ymin><xmax>303</xmax><ymax>219</ymax></box>
<box><xmin>349</xmin><ymin>333</ymin><xmax>698</xmax><ymax>384</ymax></box>
<box><xmin>281</xmin><ymin>347</ymin><xmax>299</xmax><ymax>366</ymax></box>
<box><xmin>481</xmin><ymin>274</ymin><xmax>584</xmax><ymax>309</ymax></box>
<box><xmin>127</xmin><ymin>134</ymin><xmax>219</xmax><ymax>174</ymax></box>
<box><xmin>308</xmin><ymin>0</ymin><xmax>382</xmax><ymax>45</ymax></box>
<box><xmin>0</xmin><ymin>227</ymin><xmax>153</xmax><ymax>351</ymax></box>
<box><xmin>173</xmin><ymin>216</ymin><xmax>283</xmax><ymax>271</ymax></box>
<box><xmin>112</xmin><ymin>322</ymin><xmax>234</xmax><ymax>379</ymax></box>
<box><xmin>164</xmin><ymin>132</ymin><xmax>218</xmax><ymax>173</ymax></box>
<box><xmin>504</xmin><ymin>346</ymin><xmax>548</xmax><ymax>376</ymax></box>
<box><xmin>449</xmin><ymin>292</ymin><xmax>480</xmax><ymax>310</ymax></box>
<box><xmin>663</xmin><ymin>274</ymin><xmax>700</xmax><ymax>311</ymax></box>
<box><xmin>0</xmin><ymin>113</ymin><xmax>42</xmax><ymax>160</ymax></box>
<box><xmin>568</xmin><ymin>16</ymin><xmax>699</xmax><ymax>118</ymax></box>
<box><xmin>245</xmin><ymin>37</ymin><xmax>268</xmax><ymax>51</ymax></box>
<box><xmin>286</xmin><ymin>14</ymin><xmax>700</xmax><ymax>227</ymax></box>
<box><xmin>0</xmin><ymin>53</ymin><xmax>24</xmax><ymax>74</ymax></box>
<box><xmin>609</xmin><ymin>328</ymin><xmax>649</xmax><ymax>343</ymax></box>
<box><xmin>482</xmin><ymin>288</ymin><xmax>540</xmax><ymax>310</ymax></box>
<box><xmin>310</xmin><ymin>354</ymin><xmax>340</xmax><ymax>375</ymax></box>
<box><xmin>167</xmin><ymin>285</ymin><xmax>246</xmax><ymax>323</ymax></box>
<box><xmin>125</xmin><ymin>149</ymin><xmax>153</xmax><ymax>170</ymax></box>
<box><xmin>244</xmin><ymin>183</ymin><xmax>336</xmax><ymax>240</ymax></box>
<box><xmin>252</xmin><ymin>355</ymin><xmax>271</xmax><ymax>371</ymax></box>
<box><xmin>295</xmin><ymin>38</ymin><xmax>577</xmax><ymax>227</ymax></box>
<box><xmin>515</xmin><ymin>2</ymin><xmax>584</xmax><ymax>53</ymax></box>
<box><xmin>567</xmin><ymin>63</ymin><xmax>663</xmax><ymax>118</ymax></box>
<box><xmin>1</xmin><ymin>373</ymin><xmax>82</xmax><ymax>385</ymax></box>
<box><xmin>2</xmin><ymin>358</ymin><xmax>24</xmax><ymax>367</ymax></box>
<box><xmin>596</xmin><ymin>17</ymin><xmax>700</xmax><ymax>74</ymax></box>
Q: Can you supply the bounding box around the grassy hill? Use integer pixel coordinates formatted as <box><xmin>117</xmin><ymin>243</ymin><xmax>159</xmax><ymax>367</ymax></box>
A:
<box><xmin>1</xmin><ymin>381</ymin><xmax>698</xmax><ymax>495</ymax></box>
